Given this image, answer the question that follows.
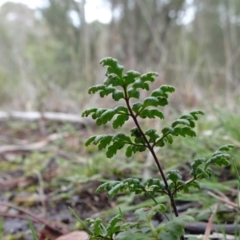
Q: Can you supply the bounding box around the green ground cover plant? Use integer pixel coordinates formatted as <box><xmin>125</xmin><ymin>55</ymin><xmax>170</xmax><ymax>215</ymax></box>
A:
<box><xmin>81</xmin><ymin>57</ymin><xmax>234</xmax><ymax>240</ymax></box>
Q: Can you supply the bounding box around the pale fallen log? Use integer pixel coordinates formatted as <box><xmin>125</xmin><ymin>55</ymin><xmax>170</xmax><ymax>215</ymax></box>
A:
<box><xmin>0</xmin><ymin>111</ymin><xmax>94</xmax><ymax>125</ymax></box>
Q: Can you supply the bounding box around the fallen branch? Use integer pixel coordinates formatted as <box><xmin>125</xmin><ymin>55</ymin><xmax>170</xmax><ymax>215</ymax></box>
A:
<box><xmin>0</xmin><ymin>111</ymin><xmax>94</xmax><ymax>125</ymax></box>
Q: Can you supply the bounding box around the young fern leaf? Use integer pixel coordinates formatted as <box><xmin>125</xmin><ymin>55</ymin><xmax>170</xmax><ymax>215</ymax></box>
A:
<box><xmin>82</xmin><ymin>57</ymin><xmax>234</xmax><ymax>240</ymax></box>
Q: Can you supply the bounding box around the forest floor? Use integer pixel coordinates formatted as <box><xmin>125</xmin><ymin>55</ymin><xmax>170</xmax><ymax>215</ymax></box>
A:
<box><xmin>0</xmin><ymin>110</ymin><xmax>240</xmax><ymax>240</ymax></box>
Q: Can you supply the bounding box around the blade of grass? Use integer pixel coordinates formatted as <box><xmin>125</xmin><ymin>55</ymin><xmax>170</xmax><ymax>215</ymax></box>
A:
<box><xmin>0</xmin><ymin>218</ymin><xmax>3</xmax><ymax>239</ymax></box>
<box><xmin>232</xmin><ymin>159</ymin><xmax>240</xmax><ymax>184</ymax></box>
<box><xmin>231</xmin><ymin>158</ymin><xmax>240</xmax><ymax>239</ymax></box>
<box><xmin>27</xmin><ymin>216</ymin><xmax>39</xmax><ymax>240</ymax></box>
<box><xmin>68</xmin><ymin>207</ymin><xmax>93</xmax><ymax>235</ymax></box>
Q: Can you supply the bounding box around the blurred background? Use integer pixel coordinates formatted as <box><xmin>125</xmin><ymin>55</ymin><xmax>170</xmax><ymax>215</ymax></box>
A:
<box><xmin>0</xmin><ymin>0</ymin><xmax>239</xmax><ymax>112</ymax></box>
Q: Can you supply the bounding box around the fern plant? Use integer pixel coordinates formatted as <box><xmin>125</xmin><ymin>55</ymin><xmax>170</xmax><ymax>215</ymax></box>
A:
<box><xmin>81</xmin><ymin>57</ymin><xmax>234</xmax><ymax>240</ymax></box>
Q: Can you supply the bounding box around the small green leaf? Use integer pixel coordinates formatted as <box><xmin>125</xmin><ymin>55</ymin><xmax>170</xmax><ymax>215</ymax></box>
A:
<box><xmin>94</xmin><ymin>108</ymin><xmax>108</xmax><ymax>118</ymax></box>
<box><xmin>108</xmin><ymin>182</ymin><xmax>125</xmax><ymax>198</ymax></box>
<box><xmin>82</xmin><ymin>108</ymin><xmax>97</xmax><ymax>117</ymax></box>
<box><xmin>96</xmin><ymin>109</ymin><xmax>115</xmax><ymax>125</ymax></box>
<box><xmin>187</xmin><ymin>181</ymin><xmax>200</xmax><ymax>190</ymax></box>
<box><xmin>164</xmin><ymin>135</ymin><xmax>173</xmax><ymax>144</ymax></box>
<box><xmin>172</xmin><ymin>119</ymin><xmax>191</xmax><ymax>128</ymax></box>
<box><xmin>123</xmin><ymin>178</ymin><xmax>144</xmax><ymax>194</ymax></box>
<box><xmin>206</xmin><ymin>154</ymin><xmax>230</xmax><ymax>167</ymax></box>
<box><xmin>114</xmin><ymin>105</ymin><xmax>129</xmax><ymax>114</ymax></box>
<box><xmin>106</xmin><ymin>214</ymin><xmax>124</xmax><ymax>235</ymax></box>
<box><xmin>167</xmin><ymin>170</ymin><xmax>182</xmax><ymax>184</ymax></box>
<box><xmin>125</xmin><ymin>145</ymin><xmax>133</xmax><ymax>157</ymax></box>
<box><xmin>98</xmin><ymin>135</ymin><xmax>114</xmax><ymax>150</ymax></box>
<box><xmin>140</xmin><ymin>72</ymin><xmax>158</xmax><ymax>82</ymax></box>
<box><xmin>144</xmin><ymin>178</ymin><xmax>165</xmax><ymax>192</ymax></box>
<box><xmin>139</xmin><ymin>109</ymin><xmax>164</xmax><ymax>119</ymax></box>
<box><xmin>160</xmin><ymin>85</ymin><xmax>175</xmax><ymax>93</ymax></box>
<box><xmin>99</xmin><ymin>86</ymin><xmax>115</xmax><ymax>97</ymax></box>
<box><xmin>159</xmin><ymin>215</ymin><xmax>194</xmax><ymax>240</ymax></box>
<box><xmin>128</xmin><ymin>88</ymin><xmax>140</xmax><ymax>99</ymax></box>
<box><xmin>179</xmin><ymin>113</ymin><xmax>194</xmax><ymax>120</ymax></box>
<box><xmin>151</xmin><ymin>85</ymin><xmax>175</xmax><ymax>98</ymax></box>
<box><xmin>88</xmin><ymin>84</ymin><xmax>105</xmax><ymax>94</ymax></box>
<box><xmin>157</xmin><ymin>97</ymin><xmax>168</xmax><ymax>106</ymax></box>
<box><xmin>143</xmin><ymin>97</ymin><xmax>160</xmax><ymax>107</ymax></box>
<box><xmin>132</xmin><ymin>102</ymin><xmax>142</xmax><ymax>113</ymax></box>
<box><xmin>151</xmin><ymin>88</ymin><xmax>165</xmax><ymax>97</ymax></box>
<box><xmin>113</xmin><ymin>133</ymin><xmax>131</xmax><ymax>143</ymax></box>
<box><xmin>217</xmin><ymin>144</ymin><xmax>235</xmax><ymax>151</ymax></box>
<box><xmin>132</xmin><ymin>79</ymin><xmax>149</xmax><ymax>90</ymax></box>
<box><xmin>190</xmin><ymin>157</ymin><xmax>206</xmax><ymax>176</ymax></box>
<box><xmin>104</xmin><ymin>74</ymin><xmax>122</xmax><ymax>87</ymax></box>
<box><xmin>94</xmin><ymin>134</ymin><xmax>109</xmax><ymax>144</ymax></box>
<box><xmin>124</xmin><ymin>70</ymin><xmax>141</xmax><ymax>86</ymax></box>
<box><xmin>112</xmin><ymin>114</ymin><xmax>129</xmax><ymax>128</ymax></box>
<box><xmin>96</xmin><ymin>181</ymin><xmax>120</xmax><ymax>193</ymax></box>
<box><xmin>150</xmin><ymin>109</ymin><xmax>164</xmax><ymax>119</ymax></box>
<box><xmin>106</xmin><ymin>141</ymin><xmax>125</xmax><ymax>158</ymax></box>
<box><xmin>162</xmin><ymin>127</ymin><xmax>174</xmax><ymax>135</ymax></box>
<box><xmin>85</xmin><ymin>136</ymin><xmax>97</xmax><ymax>146</ymax></box>
<box><xmin>173</xmin><ymin>127</ymin><xmax>196</xmax><ymax>137</ymax></box>
<box><xmin>112</xmin><ymin>90</ymin><xmax>124</xmax><ymax>101</ymax></box>
<box><xmin>145</xmin><ymin>129</ymin><xmax>160</xmax><ymax>143</ymax></box>
<box><xmin>189</xmin><ymin>110</ymin><xmax>205</xmax><ymax>120</ymax></box>
<box><xmin>155</xmin><ymin>140</ymin><xmax>165</xmax><ymax>147</ymax></box>
<box><xmin>93</xmin><ymin>218</ymin><xmax>103</xmax><ymax>236</ymax></box>
<box><xmin>130</xmin><ymin>127</ymin><xmax>141</xmax><ymax>137</ymax></box>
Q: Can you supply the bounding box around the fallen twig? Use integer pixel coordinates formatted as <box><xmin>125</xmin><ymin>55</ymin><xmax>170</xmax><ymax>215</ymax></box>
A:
<box><xmin>208</xmin><ymin>191</ymin><xmax>238</xmax><ymax>209</ymax></box>
<box><xmin>203</xmin><ymin>204</ymin><xmax>218</xmax><ymax>240</ymax></box>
